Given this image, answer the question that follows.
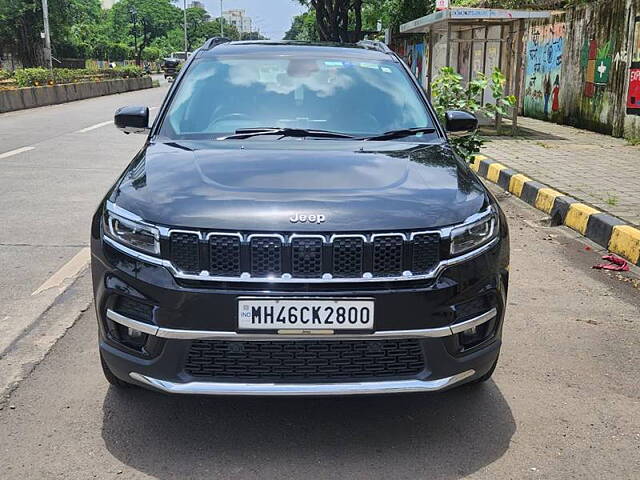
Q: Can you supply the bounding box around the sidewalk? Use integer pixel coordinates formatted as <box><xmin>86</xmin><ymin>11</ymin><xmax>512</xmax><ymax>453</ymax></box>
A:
<box><xmin>481</xmin><ymin>117</ymin><xmax>640</xmax><ymax>227</ymax></box>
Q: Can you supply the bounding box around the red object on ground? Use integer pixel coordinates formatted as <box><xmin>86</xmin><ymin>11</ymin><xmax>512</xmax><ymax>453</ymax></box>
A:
<box><xmin>592</xmin><ymin>254</ymin><xmax>630</xmax><ymax>272</ymax></box>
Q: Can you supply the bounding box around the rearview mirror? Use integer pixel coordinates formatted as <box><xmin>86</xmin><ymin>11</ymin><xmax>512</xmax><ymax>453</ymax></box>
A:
<box><xmin>445</xmin><ymin>110</ymin><xmax>478</xmax><ymax>137</ymax></box>
<box><xmin>115</xmin><ymin>106</ymin><xmax>150</xmax><ymax>135</ymax></box>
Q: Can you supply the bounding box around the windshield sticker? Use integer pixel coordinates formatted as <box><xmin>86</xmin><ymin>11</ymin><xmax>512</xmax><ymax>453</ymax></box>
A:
<box><xmin>381</xmin><ymin>66</ymin><xmax>392</xmax><ymax>73</ymax></box>
<box><xmin>359</xmin><ymin>62</ymin><xmax>380</xmax><ymax>70</ymax></box>
<box><xmin>324</xmin><ymin>61</ymin><xmax>344</xmax><ymax>67</ymax></box>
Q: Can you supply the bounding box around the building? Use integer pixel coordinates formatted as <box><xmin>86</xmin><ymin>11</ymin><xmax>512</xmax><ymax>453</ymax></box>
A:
<box><xmin>222</xmin><ymin>9</ymin><xmax>253</xmax><ymax>35</ymax></box>
<box><xmin>189</xmin><ymin>1</ymin><xmax>211</xmax><ymax>21</ymax></box>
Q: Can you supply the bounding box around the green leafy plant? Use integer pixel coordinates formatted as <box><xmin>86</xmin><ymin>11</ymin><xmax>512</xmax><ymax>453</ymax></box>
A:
<box><xmin>13</xmin><ymin>66</ymin><xmax>144</xmax><ymax>87</ymax></box>
<box><xmin>431</xmin><ymin>66</ymin><xmax>516</xmax><ymax>161</ymax></box>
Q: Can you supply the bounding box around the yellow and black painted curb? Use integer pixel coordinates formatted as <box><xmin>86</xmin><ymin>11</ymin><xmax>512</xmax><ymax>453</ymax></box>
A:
<box><xmin>471</xmin><ymin>155</ymin><xmax>640</xmax><ymax>267</ymax></box>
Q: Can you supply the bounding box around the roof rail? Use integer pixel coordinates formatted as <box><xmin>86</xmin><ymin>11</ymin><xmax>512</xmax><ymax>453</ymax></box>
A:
<box><xmin>356</xmin><ymin>40</ymin><xmax>392</xmax><ymax>54</ymax></box>
<box><xmin>202</xmin><ymin>37</ymin><xmax>232</xmax><ymax>50</ymax></box>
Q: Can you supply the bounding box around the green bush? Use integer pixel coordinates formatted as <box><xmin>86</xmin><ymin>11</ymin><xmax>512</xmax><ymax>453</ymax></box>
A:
<box><xmin>431</xmin><ymin>66</ymin><xmax>516</xmax><ymax>161</ymax></box>
<box><xmin>14</xmin><ymin>68</ymin><xmax>52</xmax><ymax>87</ymax></box>
<box><xmin>0</xmin><ymin>69</ymin><xmax>14</xmax><ymax>80</ymax></box>
<box><xmin>142</xmin><ymin>47</ymin><xmax>161</xmax><ymax>62</ymax></box>
<box><xmin>13</xmin><ymin>66</ymin><xmax>144</xmax><ymax>87</ymax></box>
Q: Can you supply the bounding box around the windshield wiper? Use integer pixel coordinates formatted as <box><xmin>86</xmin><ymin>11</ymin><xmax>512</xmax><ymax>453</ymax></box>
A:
<box><xmin>362</xmin><ymin>127</ymin><xmax>437</xmax><ymax>141</ymax></box>
<box><xmin>218</xmin><ymin>127</ymin><xmax>356</xmax><ymax>140</ymax></box>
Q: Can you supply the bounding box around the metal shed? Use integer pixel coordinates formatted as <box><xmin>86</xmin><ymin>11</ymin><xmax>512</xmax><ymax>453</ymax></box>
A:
<box><xmin>399</xmin><ymin>8</ymin><xmax>553</xmax><ymax>132</ymax></box>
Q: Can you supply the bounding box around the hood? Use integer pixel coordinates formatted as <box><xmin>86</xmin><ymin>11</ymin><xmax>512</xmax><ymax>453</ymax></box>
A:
<box><xmin>112</xmin><ymin>140</ymin><xmax>487</xmax><ymax>231</ymax></box>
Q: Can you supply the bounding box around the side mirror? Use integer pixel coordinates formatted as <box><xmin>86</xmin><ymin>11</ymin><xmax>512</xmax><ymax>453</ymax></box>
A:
<box><xmin>115</xmin><ymin>106</ymin><xmax>150</xmax><ymax>135</ymax></box>
<box><xmin>445</xmin><ymin>110</ymin><xmax>478</xmax><ymax>137</ymax></box>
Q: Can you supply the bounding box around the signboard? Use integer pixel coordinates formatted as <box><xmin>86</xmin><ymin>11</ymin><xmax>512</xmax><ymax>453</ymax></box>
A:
<box><xmin>627</xmin><ymin>69</ymin><xmax>640</xmax><ymax>114</ymax></box>
<box><xmin>629</xmin><ymin>17</ymin><xmax>640</xmax><ymax>115</ymax></box>
<box><xmin>435</xmin><ymin>0</ymin><xmax>449</xmax><ymax>11</ymax></box>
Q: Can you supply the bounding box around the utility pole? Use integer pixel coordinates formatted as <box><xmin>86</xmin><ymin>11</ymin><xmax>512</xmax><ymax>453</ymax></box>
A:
<box><xmin>41</xmin><ymin>0</ymin><xmax>52</xmax><ymax>70</ymax></box>
<box><xmin>220</xmin><ymin>0</ymin><xmax>224</xmax><ymax>37</ymax></box>
<box><xmin>183</xmin><ymin>0</ymin><xmax>188</xmax><ymax>55</ymax></box>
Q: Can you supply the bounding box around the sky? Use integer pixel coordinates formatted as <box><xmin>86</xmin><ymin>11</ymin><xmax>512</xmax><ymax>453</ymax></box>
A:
<box><xmin>199</xmin><ymin>0</ymin><xmax>307</xmax><ymax>40</ymax></box>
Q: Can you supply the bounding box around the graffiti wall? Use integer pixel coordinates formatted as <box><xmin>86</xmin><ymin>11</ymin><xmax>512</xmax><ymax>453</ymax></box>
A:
<box><xmin>524</xmin><ymin>22</ymin><xmax>566</xmax><ymax>120</ymax></box>
<box><xmin>520</xmin><ymin>0</ymin><xmax>640</xmax><ymax>138</ymax></box>
<box><xmin>390</xmin><ymin>35</ymin><xmax>427</xmax><ymax>87</ymax></box>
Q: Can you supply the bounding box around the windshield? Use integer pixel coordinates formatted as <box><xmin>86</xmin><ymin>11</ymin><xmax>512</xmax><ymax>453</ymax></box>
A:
<box><xmin>158</xmin><ymin>54</ymin><xmax>435</xmax><ymax>140</ymax></box>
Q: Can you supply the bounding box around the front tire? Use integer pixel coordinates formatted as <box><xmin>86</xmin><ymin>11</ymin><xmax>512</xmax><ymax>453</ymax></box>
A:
<box><xmin>100</xmin><ymin>353</ymin><xmax>132</xmax><ymax>389</ymax></box>
<box><xmin>467</xmin><ymin>355</ymin><xmax>499</xmax><ymax>385</ymax></box>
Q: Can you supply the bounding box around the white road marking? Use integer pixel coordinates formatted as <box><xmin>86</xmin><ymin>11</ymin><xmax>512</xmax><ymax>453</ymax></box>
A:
<box><xmin>31</xmin><ymin>248</ymin><xmax>91</xmax><ymax>296</ymax></box>
<box><xmin>0</xmin><ymin>146</ymin><xmax>35</xmax><ymax>159</ymax></box>
<box><xmin>76</xmin><ymin>121</ymin><xmax>113</xmax><ymax>133</ymax></box>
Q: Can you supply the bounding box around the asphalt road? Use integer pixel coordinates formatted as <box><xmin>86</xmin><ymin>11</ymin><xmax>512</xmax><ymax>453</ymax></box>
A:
<box><xmin>0</xmin><ymin>80</ymin><xmax>169</xmax><ymax>358</ymax></box>
<box><xmin>0</xmin><ymin>183</ymin><xmax>638</xmax><ymax>479</ymax></box>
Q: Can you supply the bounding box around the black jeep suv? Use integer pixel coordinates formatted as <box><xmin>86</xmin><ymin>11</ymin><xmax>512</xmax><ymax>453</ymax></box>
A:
<box><xmin>92</xmin><ymin>40</ymin><xmax>509</xmax><ymax>396</ymax></box>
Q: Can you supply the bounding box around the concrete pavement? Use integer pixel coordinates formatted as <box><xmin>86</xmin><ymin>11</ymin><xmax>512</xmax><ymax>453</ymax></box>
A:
<box><xmin>483</xmin><ymin>117</ymin><xmax>640</xmax><ymax>227</ymax></box>
<box><xmin>0</xmin><ymin>188</ymin><xmax>638</xmax><ymax>479</ymax></box>
<box><xmin>0</xmin><ymin>83</ymin><xmax>169</xmax><ymax>394</ymax></box>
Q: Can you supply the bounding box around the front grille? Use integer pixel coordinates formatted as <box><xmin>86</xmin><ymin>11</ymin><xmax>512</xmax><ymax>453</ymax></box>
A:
<box><xmin>185</xmin><ymin>339</ymin><xmax>426</xmax><ymax>382</ymax></box>
<box><xmin>291</xmin><ymin>237</ymin><xmax>323</xmax><ymax>278</ymax></box>
<box><xmin>411</xmin><ymin>233</ymin><xmax>440</xmax><ymax>273</ymax></box>
<box><xmin>170</xmin><ymin>232</ymin><xmax>199</xmax><ymax>273</ymax></box>
<box><xmin>209</xmin><ymin>235</ymin><xmax>241</xmax><ymax>276</ymax></box>
<box><xmin>333</xmin><ymin>236</ymin><xmax>364</xmax><ymax>278</ymax></box>
<box><xmin>250</xmin><ymin>236</ymin><xmax>282</xmax><ymax>276</ymax></box>
<box><xmin>168</xmin><ymin>230</ymin><xmax>441</xmax><ymax>280</ymax></box>
<box><xmin>373</xmin><ymin>235</ymin><xmax>404</xmax><ymax>276</ymax></box>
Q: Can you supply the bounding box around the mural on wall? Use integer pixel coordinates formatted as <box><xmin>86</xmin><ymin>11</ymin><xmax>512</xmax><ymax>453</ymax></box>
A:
<box><xmin>628</xmin><ymin>17</ymin><xmax>640</xmax><ymax>115</ymax></box>
<box><xmin>524</xmin><ymin>23</ymin><xmax>565</xmax><ymax>119</ymax></box>
<box><xmin>581</xmin><ymin>38</ymin><xmax>612</xmax><ymax>97</ymax></box>
<box><xmin>408</xmin><ymin>42</ymin><xmax>426</xmax><ymax>87</ymax></box>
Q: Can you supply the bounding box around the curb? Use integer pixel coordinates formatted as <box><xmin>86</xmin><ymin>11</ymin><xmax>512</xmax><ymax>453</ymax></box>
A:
<box><xmin>471</xmin><ymin>155</ymin><xmax>640</xmax><ymax>267</ymax></box>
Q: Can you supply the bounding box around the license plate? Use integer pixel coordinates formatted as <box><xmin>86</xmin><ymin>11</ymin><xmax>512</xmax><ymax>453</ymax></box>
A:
<box><xmin>238</xmin><ymin>298</ymin><xmax>374</xmax><ymax>331</ymax></box>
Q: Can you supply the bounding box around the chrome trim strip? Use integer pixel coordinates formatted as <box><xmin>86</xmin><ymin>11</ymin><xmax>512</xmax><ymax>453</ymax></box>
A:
<box><xmin>450</xmin><ymin>308</ymin><xmax>497</xmax><ymax>334</ymax></box>
<box><xmin>168</xmin><ymin>228</ymin><xmax>203</xmax><ymax>240</ymax></box>
<box><xmin>206</xmin><ymin>232</ymin><xmax>244</xmax><ymax>241</ymax></box>
<box><xmin>329</xmin><ymin>233</ymin><xmax>368</xmax><ymax>243</ymax></box>
<box><xmin>247</xmin><ymin>233</ymin><xmax>286</xmax><ymax>243</ymax></box>
<box><xmin>289</xmin><ymin>233</ymin><xmax>328</xmax><ymax>243</ymax></box>
<box><xmin>106</xmin><ymin>308</ymin><xmax>497</xmax><ymax>341</ymax></box>
<box><xmin>103</xmin><ymin>234</ymin><xmax>499</xmax><ymax>283</ymax></box>
<box><xmin>129</xmin><ymin>369</ymin><xmax>476</xmax><ymax>396</ymax></box>
<box><xmin>409</xmin><ymin>229</ymin><xmax>441</xmax><ymax>240</ymax></box>
<box><xmin>106</xmin><ymin>310</ymin><xmax>160</xmax><ymax>336</ymax></box>
<box><xmin>371</xmin><ymin>232</ymin><xmax>407</xmax><ymax>241</ymax></box>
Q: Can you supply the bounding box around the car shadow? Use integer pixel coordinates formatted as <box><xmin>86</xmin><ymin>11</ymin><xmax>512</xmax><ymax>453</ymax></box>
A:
<box><xmin>101</xmin><ymin>381</ymin><xmax>515</xmax><ymax>479</ymax></box>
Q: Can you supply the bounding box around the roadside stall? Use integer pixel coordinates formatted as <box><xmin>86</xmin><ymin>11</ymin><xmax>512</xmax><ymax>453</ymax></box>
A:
<box><xmin>398</xmin><ymin>7</ymin><xmax>552</xmax><ymax>131</ymax></box>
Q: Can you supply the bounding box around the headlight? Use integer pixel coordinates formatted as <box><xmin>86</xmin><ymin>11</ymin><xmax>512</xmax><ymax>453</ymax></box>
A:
<box><xmin>450</xmin><ymin>212</ymin><xmax>498</xmax><ymax>256</ymax></box>
<box><xmin>104</xmin><ymin>208</ymin><xmax>160</xmax><ymax>256</ymax></box>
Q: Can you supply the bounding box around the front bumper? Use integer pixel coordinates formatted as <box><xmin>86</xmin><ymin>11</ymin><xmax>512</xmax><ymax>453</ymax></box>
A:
<box><xmin>92</xmin><ymin>227</ymin><xmax>508</xmax><ymax>396</ymax></box>
<box><xmin>128</xmin><ymin>370</ymin><xmax>477</xmax><ymax>396</ymax></box>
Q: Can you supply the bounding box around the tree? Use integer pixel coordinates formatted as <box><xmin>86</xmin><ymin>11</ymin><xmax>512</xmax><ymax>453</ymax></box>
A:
<box><xmin>110</xmin><ymin>0</ymin><xmax>181</xmax><ymax>65</ymax></box>
<box><xmin>284</xmin><ymin>11</ymin><xmax>318</xmax><ymax>41</ymax></box>
<box><xmin>184</xmin><ymin>7</ymin><xmax>208</xmax><ymax>51</ymax></box>
<box><xmin>0</xmin><ymin>0</ymin><xmax>103</xmax><ymax>66</ymax></box>
<box><xmin>293</xmin><ymin>0</ymin><xmax>420</xmax><ymax>42</ymax></box>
